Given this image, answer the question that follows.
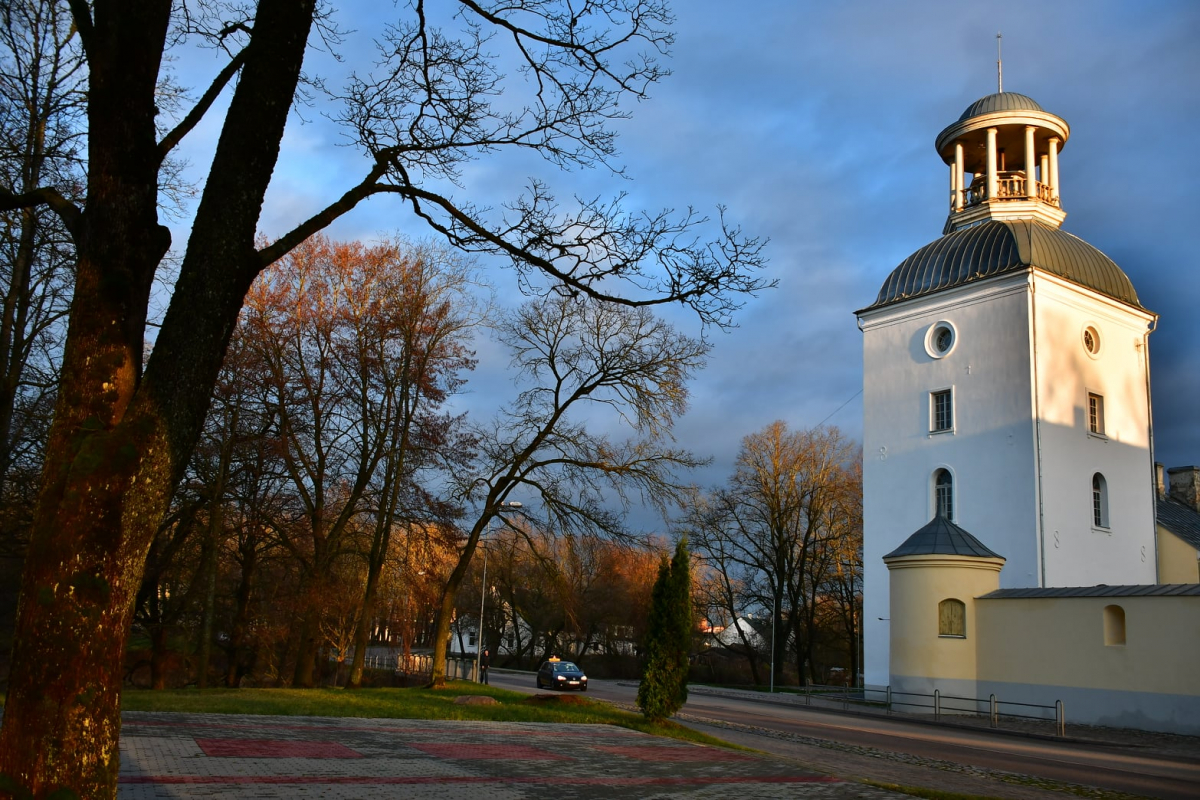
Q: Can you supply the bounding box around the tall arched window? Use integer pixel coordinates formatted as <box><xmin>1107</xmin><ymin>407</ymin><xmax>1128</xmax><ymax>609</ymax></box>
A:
<box><xmin>935</xmin><ymin>469</ymin><xmax>954</xmax><ymax>521</ymax></box>
<box><xmin>1092</xmin><ymin>472</ymin><xmax>1109</xmax><ymax>528</ymax></box>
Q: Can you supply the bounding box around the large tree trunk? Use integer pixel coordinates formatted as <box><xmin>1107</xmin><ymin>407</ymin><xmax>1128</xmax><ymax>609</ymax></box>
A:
<box><xmin>0</xmin><ymin>2</ymin><xmax>315</xmax><ymax>794</ymax></box>
<box><xmin>347</xmin><ymin>457</ymin><xmax>408</xmax><ymax>690</ymax></box>
<box><xmin>791</xmin><ymin>613</ymin><xmax>806</xmax><ymax>686</ymax></box>
<box><xmin>0</xmin><ymin>1</ymin><xmax>177</xmax><ymax>790</ymax></box>
<box><xmin>348</xmin><ymin>469</ymin><xmax>401</xmax><ymax>690</ymax></box>
<box><xmin>196</xmin><ymin>430</ymin><xmax>233</xmax><ymax>689</ymax></box>
<box><xmin>194</xmin><ymin>529</ymin><xmax>219</xmax><ymax>690</ymax></box>
<box><xmin>292</xmin><ymin>596</ymin><xmax>321</xmax><ymax>688</ymax></box>
<box><xmin>149</xmin><ymin>625</ymin><xmax>170</xmax><ymax>691</ymax></box>
<box><xmin>291</xmin><ymin>552</ymin><xmax>339</xmax><ymax>689</ymax></box>
<box><xmin>429</xmin><ymin>522</ymin><xmax>488</xmax><ymax>688</ymax></box>
<box><xmin>346</xmin><ymin>554</ymin><xmax>384</xmax><ymax>689</ymax></box>
<box><xmin>224</xmin><ymin>546</ymin><xmax>258</xmax><ymax>688</ymax></box>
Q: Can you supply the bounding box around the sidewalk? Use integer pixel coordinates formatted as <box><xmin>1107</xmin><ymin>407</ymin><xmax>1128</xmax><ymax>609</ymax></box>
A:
<box><xmin>682</xmin><ymin>683</ymin><xmax>1200</xmax><ymax>758</ymax></box>
<box><xmin>119</xmin><ymin>711</ymin><xmax>902</xmax><ymax>798</ymax></box>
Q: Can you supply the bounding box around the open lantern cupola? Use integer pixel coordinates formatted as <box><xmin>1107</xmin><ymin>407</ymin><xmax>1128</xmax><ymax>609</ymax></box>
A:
<box><xmin>936</xmin><ymin>91</ymin><xmax>1070</xmax><ymax>235</ymax></box>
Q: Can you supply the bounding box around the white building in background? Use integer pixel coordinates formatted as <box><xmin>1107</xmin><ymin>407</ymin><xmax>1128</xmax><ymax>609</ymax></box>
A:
<box><xmin>856</xmin><ymin>90</ymin><xmax>1159</xmax><ymax>688</ymax></box>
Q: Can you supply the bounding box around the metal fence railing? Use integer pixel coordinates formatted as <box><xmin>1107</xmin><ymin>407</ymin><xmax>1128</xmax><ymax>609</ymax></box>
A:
<box><xmin>324</xmin><ymin>652</ymin><xmax>490</xmax><ymax>684</ymax></box>
<box><xmin>360</xmin><ymin>655</ymin><xmax>392</xmax><ymax>671</ymax></box>
<box><xmin>880</xmin><ymin>687</ymin><xmax>1064</xmax><ymax>736</ymax></box>
<box><xmin>725</xmin><ymin>683</ymin><xmax>1066</xmax><ymax>737</ymax></box>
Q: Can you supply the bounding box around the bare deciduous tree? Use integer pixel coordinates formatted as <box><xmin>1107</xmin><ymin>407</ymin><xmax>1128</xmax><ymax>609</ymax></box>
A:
<box><xmin>429</xmin><ymin>295</ymin><xmax>710</xmax><ymax>686</ymax></box>
<box><xmin>686</xmin><ymin>423</ymin><xmax>861</xmax><ymax>685</ymax></box>
<box><xmin>241</xmin><ymin>235</ymin><xmax>475</xmax><ymax>688</ymax></box>
<box><xmin>198</xmin><ymin>324</ymin><xmax>292</xmax><ymax>689</ymax></box>
<box><xmin>0</xmin><ymin>2</ymin><xmax>768</xmax><ymax>791</ymax></box>
<box><xmin>463</xmin><ymin>521</ymin><xmax>664</xmax><ymax>666</ymax></box>
<box><xmin>343</xmin><ymin>242</ymin><xmax>478</xmax><ymax>689</ymax></box>
<box><xmin>0</xmin><ymin>0</ymin><xmax>84</xmax><ymax>671</ymax></box>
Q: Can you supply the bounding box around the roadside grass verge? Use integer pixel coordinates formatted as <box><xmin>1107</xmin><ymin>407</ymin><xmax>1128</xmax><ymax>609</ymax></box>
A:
<box><xmin>120</xmin><ymin>682</ymin><xmax>735</xmax><ymax>749</ymax></box>
<box><xmin>862</xmin><ymin>783</ymin><xmax>1009</xmax><ymax>800</ymax></box>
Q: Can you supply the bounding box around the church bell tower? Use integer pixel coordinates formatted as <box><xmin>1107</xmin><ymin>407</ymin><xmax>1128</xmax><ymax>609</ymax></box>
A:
<box><xmin>856</xmin><ymin>87</ymin><xmax>1158</xmax><ymax>688</ymax></box>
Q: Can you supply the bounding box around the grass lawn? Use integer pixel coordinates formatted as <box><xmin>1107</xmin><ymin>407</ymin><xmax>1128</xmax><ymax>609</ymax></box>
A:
<box><xmin>120</xmin><ymin>681</ymin><xmax>735</xmax><ymax>749</ymax></box>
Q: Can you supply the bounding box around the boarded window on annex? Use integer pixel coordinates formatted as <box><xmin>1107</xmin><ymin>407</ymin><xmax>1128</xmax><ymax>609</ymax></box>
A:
<box><xmin>938</xmin><ymin>598</ymin><xmax>966</xmax><ymax>638</ymax></box>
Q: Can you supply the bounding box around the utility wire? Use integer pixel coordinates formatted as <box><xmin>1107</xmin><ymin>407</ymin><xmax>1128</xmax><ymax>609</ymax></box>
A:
<box><xmin>816</xmin><ymin>388</ymin><xmax>863</xmax><ymax>428</ymax></box>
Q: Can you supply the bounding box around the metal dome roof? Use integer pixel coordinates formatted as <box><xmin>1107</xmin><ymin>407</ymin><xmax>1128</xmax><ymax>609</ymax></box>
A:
<box><xmin>864</xmin><ymin>220</ymin><xmax>1142</xmax><ymax>312</ymax></box>
<box><xmin>883</xmin><ymin>516</ymin><xmax>1003</xmax><ymax>560</ymax></box>
<box><xmin>958</xmin><ymin>92</ymin><xmax>1044</xmax><ymax>121</ymax></box>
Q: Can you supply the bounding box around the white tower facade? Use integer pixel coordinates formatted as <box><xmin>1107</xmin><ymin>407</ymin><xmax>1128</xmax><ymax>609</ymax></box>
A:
<box><xmin>857</xmin><ymin>92</ymin><xmax>1158</xmax><ymax>687</ymax></box>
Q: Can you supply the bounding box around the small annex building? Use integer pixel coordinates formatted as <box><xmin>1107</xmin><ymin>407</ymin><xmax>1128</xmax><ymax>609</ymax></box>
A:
<box><xmin>858</xmin><ymin>86</ymin><xmax>1200</xmax><ymax>734</ymax></box>
<box><xmin>1156</xmin><ymin>465</ymin><xmax>1200</xmax><ymax>584</ymax></box>
<box><xmin>884</xmin><ymin>517</ymin><xmax>1200</xmax><ymax>733</ymax></box>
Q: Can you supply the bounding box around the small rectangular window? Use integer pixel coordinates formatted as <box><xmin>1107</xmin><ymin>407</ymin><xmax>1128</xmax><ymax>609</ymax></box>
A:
<box><xmin>931</xmin><ymin>389</ymin><xmax>953</xmax><ymax>433</ymax></box>
<box><xmin>1088</xmin><ymin>393</ymin><xmax>1105</xmax><ymax>435</ymax></box>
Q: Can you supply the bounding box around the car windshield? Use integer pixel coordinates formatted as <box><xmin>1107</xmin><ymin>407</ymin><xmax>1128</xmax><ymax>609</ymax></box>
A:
<box><xmin>554</xmin><ymin>662</ymin><xmax>580</xmax><ymax>672</ymax></box>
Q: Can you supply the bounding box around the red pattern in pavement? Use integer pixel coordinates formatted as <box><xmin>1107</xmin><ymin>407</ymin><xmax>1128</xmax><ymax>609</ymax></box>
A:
<box><xmin>407</xmin><ymin>742</ymin><xmax>570</xmax><ymax>760</ymax></box>
<box><xmin>195</xmin><ymin>738</ymin><xmax>363</xmax><ymax>758</ymax></box>
<box><xmin>121</xmin><ymin>775</ymin><xmax>841</xmax><ymax>785</ymax></box>
<box><xmin>593</xmin><ymin>744</ymin><xmax>754</xmax><ymax>762</ymax></box>
<box><xmin>126</xmin><ymin>719</ymin><xmax>609</xmax><ymax>738</ymax></box>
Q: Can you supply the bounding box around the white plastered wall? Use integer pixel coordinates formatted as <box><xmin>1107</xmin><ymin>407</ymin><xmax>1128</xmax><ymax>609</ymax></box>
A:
<box><xmin>1029</xmin><ymin>273</ymin><xmax>1156</xmax><ymax>586</ymax></box>
<box><xmin>861</xmin><ymin>270</ymin><xmax>1157</xmax><ymax>686</ymax></box>
<box><xmin>861</xmin><ymin>274</ymin><xmax>1038</xmax><ymax>685</ymax></box>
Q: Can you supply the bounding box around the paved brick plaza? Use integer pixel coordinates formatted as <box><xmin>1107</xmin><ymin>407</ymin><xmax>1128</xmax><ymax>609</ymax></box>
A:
<box><xmin>119</xmin><ymin>711</ymin><xmax>898</xmax><ymax>798</ymax></box>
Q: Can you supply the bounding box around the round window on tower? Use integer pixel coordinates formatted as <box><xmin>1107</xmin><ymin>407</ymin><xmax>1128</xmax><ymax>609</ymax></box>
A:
<box><xmin>1082</xmin><ymin>325</ymin><xmax>1102</xmax><ymax>358</ymax></box>
<box><xmin>925</xmin><ymin>321</ymin><xmax>958</xmax><ymax>359</ymax></box>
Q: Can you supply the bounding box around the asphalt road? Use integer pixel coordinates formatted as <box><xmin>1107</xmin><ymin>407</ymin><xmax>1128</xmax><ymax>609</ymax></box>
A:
<box><xmin>487</xmin><ymin>669</ymin><xmax>1200</xmax><ymax>799</ymax></box>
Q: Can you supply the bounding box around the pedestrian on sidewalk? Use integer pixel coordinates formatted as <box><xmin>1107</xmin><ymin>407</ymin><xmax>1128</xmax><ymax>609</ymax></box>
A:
<box><xmin>480</xmin><ymin>648</ymin><xmax>490</xmax><ymax>685</ymax></box>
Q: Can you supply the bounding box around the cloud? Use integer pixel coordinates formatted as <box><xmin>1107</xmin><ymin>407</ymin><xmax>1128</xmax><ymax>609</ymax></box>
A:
<box><xmin>164</xmin><ymin>1</ymin><xmax>1200</xmax><ymax>518</ymax></box>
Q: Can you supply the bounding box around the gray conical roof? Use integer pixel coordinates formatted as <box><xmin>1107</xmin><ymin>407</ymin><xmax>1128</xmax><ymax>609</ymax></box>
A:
<box><xmin>884</xmin><ymin>516</ymin><xmax>1003</xmax><ymax>559</ymax></box>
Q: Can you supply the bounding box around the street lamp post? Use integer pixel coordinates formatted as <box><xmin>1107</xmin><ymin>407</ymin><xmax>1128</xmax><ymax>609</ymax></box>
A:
<box><xmin>769</xmin><ymin>590</ymin><xmax>777</xmax><ymax>693</ymax></box>
<box><xmin>477</xmin><ymin>501</ymin><xmax>522</xmax><ymax>681</ymax></box>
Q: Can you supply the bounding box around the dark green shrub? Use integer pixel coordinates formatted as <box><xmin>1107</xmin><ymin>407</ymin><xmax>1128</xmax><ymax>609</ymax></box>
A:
<box><xmin>637</xmin><ymin>538</ymin><xmax>691</xmax><ymax>721</ymax></box>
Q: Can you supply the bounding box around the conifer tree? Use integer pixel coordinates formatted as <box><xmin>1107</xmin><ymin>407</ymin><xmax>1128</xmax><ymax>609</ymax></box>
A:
<box><xmin>637</xmin><ymin>538</ymin><xmax>692</xmax><ymax>721</ymax></box>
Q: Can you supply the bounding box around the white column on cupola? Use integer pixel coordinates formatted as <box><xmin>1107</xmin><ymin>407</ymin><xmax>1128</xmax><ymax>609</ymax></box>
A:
<box><xmin>986</xmin><ymin>127</ymin><xmax>998</xmax><ymax>199</ymax></box>
<box><xmin>1024</xmin><ymin>126</ymin><xmax>1037</xmax><ymax>199</ymax></box>
<box><xmin>948</xmin><ymin>162</ymin><xmax>955</xmax><ymax>211</ymax></box>
<box><xmin>1040</xmin><ymin>154</ymin><xmax>1049</xmax><ymax>198</ymax></box>
<box><xmin>1048</xmin><ymin>136</ymin><xmax>1061</xmax><ymax>203</ymax></box>
<box><xmin>954</xmin><ymin>142</ymin><xmax>964</xmax><ymax>211</ymax></box>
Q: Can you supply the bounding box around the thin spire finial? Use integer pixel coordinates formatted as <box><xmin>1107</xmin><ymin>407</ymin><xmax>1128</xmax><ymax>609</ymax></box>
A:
<box><xmin>997</xmin><ymin>32</ymin><xmax>1003</xmax><ymax>93</ymax></box>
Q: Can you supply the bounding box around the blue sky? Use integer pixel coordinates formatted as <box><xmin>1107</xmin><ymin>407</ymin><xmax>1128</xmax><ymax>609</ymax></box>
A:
<box><xmin>171</xmin><ymin>1</ymin><xmax>1199</xmax><ymax>525</ymax></box>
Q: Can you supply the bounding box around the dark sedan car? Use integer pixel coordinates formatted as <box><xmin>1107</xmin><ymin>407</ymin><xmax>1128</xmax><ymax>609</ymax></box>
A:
<box><xmin>535</xmin><ymin>659</ymin><xmax>588</xmax><ymax>691</ymax></box>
